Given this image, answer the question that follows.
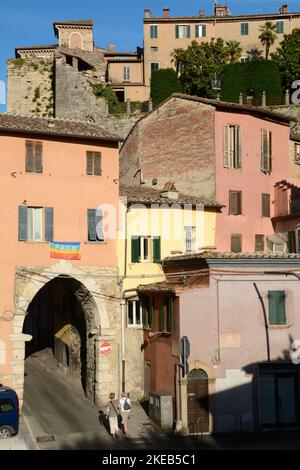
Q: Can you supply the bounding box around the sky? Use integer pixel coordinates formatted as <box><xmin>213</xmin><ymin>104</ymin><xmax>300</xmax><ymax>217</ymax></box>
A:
<box><xmin>1</xmin><ymin>0</ymin><xmax>300</xmax><ymax>111</ymax></box>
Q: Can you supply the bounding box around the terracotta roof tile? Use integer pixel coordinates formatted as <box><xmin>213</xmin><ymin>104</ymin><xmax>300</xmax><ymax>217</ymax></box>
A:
<box><xmin>163</xmin><ymin>251</ymin><xmax>300</xmax><ymax>264</ymax></box>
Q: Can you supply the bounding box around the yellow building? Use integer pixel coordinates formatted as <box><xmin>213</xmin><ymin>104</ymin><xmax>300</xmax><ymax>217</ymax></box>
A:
<box><xmin>118</xmin><ymin>184</ymin><xmax>221</xmax><ymax>398</ymax></box>
<box><xmin>143</xmin><ymin>4</ymin><xmax>300</xmax><ymax>88</ymax></box>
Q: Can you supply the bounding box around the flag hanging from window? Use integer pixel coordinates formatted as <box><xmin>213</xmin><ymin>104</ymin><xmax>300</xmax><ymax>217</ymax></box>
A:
<box><xmin>50</xmin><ymin>242</ymin><xmax>81</xmax><ymax>260</ymax></box>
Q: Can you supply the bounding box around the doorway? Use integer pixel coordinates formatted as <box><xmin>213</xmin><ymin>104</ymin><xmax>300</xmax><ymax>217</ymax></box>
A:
<box><xmin>187</xmin><ymin>368</ymin><xmax>209</xmax><ymax>434</ymax></box>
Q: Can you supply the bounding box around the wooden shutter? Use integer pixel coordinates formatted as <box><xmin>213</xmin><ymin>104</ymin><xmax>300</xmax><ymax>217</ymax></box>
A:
<box><xmin>94</xmin><ymin>152</ymin><xmax>102</xmax><ymax>176</ymax></box>
<box><xmin>202</xmin><ymin>24</ymin><xmax>206</xmax><ymax>37</ymax></box>
<box><xmin>142</xmin><ymin>299</ymin><xmax>148</xmax><ymax>328</ymax></box>
<box><xmin>186</xmin><ymin>25</ymin><xmax>191</xmax><ymax>38</ymax></box>
<box><xmin>95</xmin><ymin>209</ymin><xmax>104</xmax><ymax>241</ymax></box>
<box><xmin>195</xmin><ymin>25</ymin><xmax>199</xmax><ymax>38</ymax></box>
<box><xmin>175</xmin><ymin>25</ymin><xmax>179</xmax><ymax>39</ymax></box>
<box><xmin>255</xmin><ymin>235</ymin><xmax>264</xmax><ymax>252</ymax></box>
<box><xmin>268</xmin><ymin>291</ymin><xmax>286</xmax><ymax>325</ymax></box>
<box><xmin>223</xmin><ymin>125</ymin><xmax>230</xmax><ymax>168</ymax></box>
<box><xmin>153</xmin><ymin>236</ymin><xmax>161</xmax><ymax>263</ymax></box>
<box><xmin>86</xmin><ymin>151</ymin><xmax>93</xmax><ymax>175</ymax></box>
<box><xmin>261</xmin><ymin>130</ymin><xmax>270</xmax><ymax>172</ymax></box>
<box><xmin>288</xmin><ymin>231</ymin><xmax>296</xmax><ymax>253</ymax></box>
<box><xmin>87</xmin><ymin>209</ymin><xmax>97</xmax><ymax>241</ymax></box>
<box><xmin>18</xmin><ymin>206</ymin><xmax>27</xmax><ymax>241</ymax></box>
<box><xmin>262</xmin><ymin>194</ymin><xmax>270</xmax><ymax>217</ymax></box>
<box><xmin>34</xmin><ymin>142</ymin><xmax>43</xmax><ymax>173</ymax></box>
<box><xmin>167</xmin><ymin>297</ymin><xmax>174</xmax><ymax>335</ymax></box>
<box><xmin>131</xmin><ymin>236</ymin><xmax>140</xmax><ymax>263</ymax></box>
<box><xmin>160</xmin><ymin>300</ymin><xmax>167</xmax><ymax>332</ymax></box>
<box><xmin>25</xmin><ymin>141</ymin><xmax>34</xmax><ymax>172</ymax></box>
<box><xmin>45</xmin><ymin>207</ymin><xmax>54</xmax><ymax>241</ymax></box>
<box><xmin>229</xmin><ymin>191</ymin><xmax>241</xmax><ymax>215</ymax></box>
<box><xmin>231</xmin><ymin>234</ymin><xmax>242</xmax><ymax>253</ymax></box>
<box><xmin>236</xmin><ymin>126</ymin><xmax>242</xmax><ymax>168</ymax></box>
<box><xmin>268</xmin><ymin>132</ymin><xmax>272</xmax><ymax>172</ymax></box>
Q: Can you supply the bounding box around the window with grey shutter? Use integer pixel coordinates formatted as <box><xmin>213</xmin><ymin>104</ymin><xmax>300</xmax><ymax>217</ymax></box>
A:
<box><xmin>229</xmin><ymin>191</ymin><xmax>242</xmax><ymax>215</ymax></box>
<box><xmin>18</xmin><ymin>206</ymin><xmax>27</xmax><ymax>241</ymax></box>
<box><xmin>261</xmin><ymin>130</ymin><xmax>272</xmax><ymax>172</ymax></box>
<box><xmin>95</xmin><ymin>209</ymin><xmax>104</xmax><ymax>241</ymax></box>
<box><xmin>25</xmin><ymin>141</ymin><xmax>43</xmax><ymax>173</ymax></box>
<box><xmin>86</xmin><ymin>151</ymin><xmax>102</xmax><ymax>176</ymax></box>
<box><xmin>87</xmin><ymin>209</ymin><xmax>97</xmax><ymax>241</ymax></box>
<box><xmin>45</xmin><ymin>207</ymin><xmax>54</xmax><ymax>241</ymax></box>
<box><xmin>231</xmin><ymin>234</ymin><xmax>242</xmax><ymax>253</ymax></box>
<box><xmin>268</xmin><ymin>291</ymin><xmax>286</xmax><ymax>325</ymax></box>
<box><xmin>224</xmin><ymin>125</ymin><xmax>241</xmax><ymax>168</ymax></box>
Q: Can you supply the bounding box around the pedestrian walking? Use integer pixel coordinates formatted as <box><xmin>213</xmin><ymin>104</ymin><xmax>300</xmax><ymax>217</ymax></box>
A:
<box><xmin>119</xmin><ymin>392</ymin><xmax>132</xmax><ymax>435</ymax></box>
<box><xmin>106</xmin><ymin>392</ymin><xmax>120</xmax><ymax>438</ymax></box>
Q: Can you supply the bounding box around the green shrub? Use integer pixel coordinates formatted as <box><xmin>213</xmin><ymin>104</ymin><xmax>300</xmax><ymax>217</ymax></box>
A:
<box><xmin>221</xmin><ymin>60</ymin><xmax>282</xmax><ymax>104</ymax></box>
<box><xmin>91</xmin><ymin>84</ymin><xmax>122</xmax><ymax>114</ymax></box>
<box><xmin>10</xmin><ymin>58</ymin><xmax>25</xmax><ymax>68</ymax></box>
<box><xmin>151</xmin><ymin>68</ymin><xmax>180</xmax><ymax>107</ymax></box>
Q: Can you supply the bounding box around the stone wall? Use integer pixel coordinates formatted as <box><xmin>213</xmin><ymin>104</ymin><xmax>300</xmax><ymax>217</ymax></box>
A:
<box><xmin>120</xmin><ymin>97</ymin><xmax>217</xmax><ymax>199</ymax></box>
<box><xmin>7</xmin><ymin>58</ymin><xmax>54</xmax><ymax>117</ymax></box>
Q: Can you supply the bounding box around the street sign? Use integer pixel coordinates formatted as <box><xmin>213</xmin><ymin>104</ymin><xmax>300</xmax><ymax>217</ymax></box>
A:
<box><xmin>100</xmin><ymin>342</ymin><xmax>112</xmax><ymax>355</ymax></box>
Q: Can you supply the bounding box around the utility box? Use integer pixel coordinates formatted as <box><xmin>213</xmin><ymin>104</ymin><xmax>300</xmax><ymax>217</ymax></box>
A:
<box><xmin>149</xmin><ymin>392</ymin><xmax>173</xmax><ymax>429</ymax></box>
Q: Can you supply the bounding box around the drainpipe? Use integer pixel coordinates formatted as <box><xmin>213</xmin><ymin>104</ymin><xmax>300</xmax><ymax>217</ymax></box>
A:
<box><xmin>175</xmin><ymin>364</ymin><xmax>182</xmax><ymax>433</ymax></box>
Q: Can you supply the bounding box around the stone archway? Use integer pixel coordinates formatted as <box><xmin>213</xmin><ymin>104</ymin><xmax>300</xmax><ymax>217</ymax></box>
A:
<box><xmin>69</xmin><ymin>32</ymin><xmax>83</xmax><ymax>49</ymax></box>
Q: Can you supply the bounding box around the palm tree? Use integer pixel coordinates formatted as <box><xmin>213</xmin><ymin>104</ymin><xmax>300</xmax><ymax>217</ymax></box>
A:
<box><xmin>225</xmin><ymin>40</ymin><xmax>242</xmax><ymax>63</ymax></box>
<box><xmin>171</xmin><ymin>47</ymin><xmax>186</xmax><ymax>76</ymax></box>
<box><xmin>259</xmin><ymin>22</ymin><xmax>277</xmax><ymax>60</ymax></box>
<box><xmin>246</xmin><ymin>48</ymin><xmax>263</xmax><ymax>60</ymax></box>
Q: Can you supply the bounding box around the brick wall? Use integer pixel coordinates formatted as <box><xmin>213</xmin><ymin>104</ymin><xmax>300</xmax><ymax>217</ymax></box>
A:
<box><xmin>120</xmin><ymin>97</ymin><xmax>216</xmax><ymax>199</ymax></box>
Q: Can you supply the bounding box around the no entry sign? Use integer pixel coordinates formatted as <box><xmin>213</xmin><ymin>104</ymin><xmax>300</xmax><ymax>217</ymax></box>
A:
<box><xmin>100</xmin><ymin>342</ymin><xmax>112</xmax><ymax>355</ymax></box>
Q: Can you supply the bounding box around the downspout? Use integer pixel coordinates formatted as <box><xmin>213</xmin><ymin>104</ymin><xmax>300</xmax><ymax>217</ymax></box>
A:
<box><xmin>253</xmin><ymin>282</ymin><xmax>270</xmax><ymax>362</ymax></box>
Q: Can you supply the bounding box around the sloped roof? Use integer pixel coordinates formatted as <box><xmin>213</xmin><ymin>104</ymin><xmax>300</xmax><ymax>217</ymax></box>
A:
<box><xmin>163</xmin><ymin>251</ymin><xmax>300</xmax><ymax>264</ymax></box>
<box><xmin>0</xmin><ymin>113</ymin><xmax>123</xmax><ymax>142</ymax></box>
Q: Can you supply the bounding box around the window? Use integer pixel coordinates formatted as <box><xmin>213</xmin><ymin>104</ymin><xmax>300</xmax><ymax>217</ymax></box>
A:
<box><xmin>241</xmin><ymin>23</ymin><xmax>249</xmax><ymax>35</ymax></box>
<box><xmin>195</xmin><ymin>24</ymin><xmax>206</xmax><ymax>38</ymax></box>
<box><xmin>123</xmin><ymin>66</ymin><xmax>130</xmax><ymax>81</ymax></box>
<box><xmin>87</xmin><ymin>208</ymin><xmax>104</xmax><ymax>242</ymax></box>
<box><xmin>262</xmin><ymin>193</ymin><xmax>271</xmax><ymax>217</ymax></box>
<box><xmin>288</xmin><ymin>231</ymin><xmax>296</xmax><ymax>253</ymax></box>
<box><xmin>86</xmin><ymin>151</ymin><xmax>101</xmax><ymax>176</ymax></box>
<box><xmin>131</xmin><ymin>236</ymin><xmax>161</xmax><ymax>263</ymax></box>
<box><xmin>151</xmin><ymin>63</ymin><xmax>159</xmax><ymax>74</ymax></box>
<box><xmin>223</xmin><ymin>125</ymin><xmax>242</xmax><ymax>169</ymax></box>
<box><xmin>231</xmin><ymin>234</ymin><xmax>242</xmax><ymax>253</ymax></box>
<box><xmin>276</xmin><ymin>21</ymin><xmax>284</xmax><ymax>34</ymax></box>
<box><xmin>175</xmin><ymin>25</ymin><xmax>191</xmax><ymax>39</ymax></box>
<box><xmin>18</xmin><ymin>206</ymin><xmax>53</xmax><ymax>242</ymax></box>
<box><xmin>25</xmin><ymin>140</ymin><xmax>43</xmax><ymax>173</ymax></box>
<box><xmin>268</xmin><ymin>291</ymin><xmax>286</xmax><ymax>325</ymax></box>
<box><xmin>255</xmin><ymin>234</ymin><xmax>265</xmax><ymax>252</ymax></box>
<box><xmin>150</xmin><ymin>25</ymin><xmax>158</xmax><ymax>39</ymax></box>
<box><xmin>160</xmin><ymin>296</ymin><xmax>174</xmax><ymax>334</ymax></box>
<box><xmin>294</xmin><ymin>143</ymin><xmax>300</xmax><ymax>164</ymax></box>
<box><xmin>229</xmin><ymin>191</ymin><xmax>242</xmax><ymax>215</ymax></box>
<box><xmin>142</xmin><ymin>297</ymin><xmax>154</xmax><ymax>329</ymax></box>
<box><xmin>127</xmin><ymin>300</ymin><xmax>143</xmax><ymax>327</ymax></box>
<box><xmin>184</xmin><ymin>226</ymin><xmax>196</xmax><ymax>253</ymax></box>
<box><xmin>0</xmin><ymin>399</ymin><xmax>14</xmax><ymax>413</ymax></box>
<box><xmin>150</xmin><ymin>47</ymin><xmax>158</xmax><ymax>52</ymax></box>
<box><xmin>261</xmin><ymin>130</ymin><xmax>272</xmax><ymax>172</ymax></box>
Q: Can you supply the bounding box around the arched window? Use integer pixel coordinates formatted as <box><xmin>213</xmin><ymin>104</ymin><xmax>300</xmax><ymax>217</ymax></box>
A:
<box><xmin>188</xmin><ymin>368</ymin><xmax>208</xmax><ymax>380</ymax></box>
<box><xmin>69</xmin><ymin>33</ymin><xmax>83</xmax><ymax>49</ymax></box>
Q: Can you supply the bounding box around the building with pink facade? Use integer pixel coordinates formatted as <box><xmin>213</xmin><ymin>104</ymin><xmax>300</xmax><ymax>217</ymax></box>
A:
<box><xmin>138</xmin><ymin>252</ymin><xmax>300</xmax><ymax>434</ymax></box>
<box><xmin>0</xmin><ymin>114</ymin><xmax>123</xmax><ymax>407</ymax></box>
<box><xmin>120</xmin><ymin>94</ymin><xmax>298</xmax><ymax>253</ymax></box>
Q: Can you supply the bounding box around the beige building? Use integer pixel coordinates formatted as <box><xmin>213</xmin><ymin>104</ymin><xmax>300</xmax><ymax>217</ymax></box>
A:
<box><xmin>143</xmin><ymin>3</ymin><xmax>300</xmax><ymax>88</ymax></box>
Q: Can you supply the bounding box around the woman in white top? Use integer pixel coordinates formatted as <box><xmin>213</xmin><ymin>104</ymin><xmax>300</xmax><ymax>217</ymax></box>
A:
<box><xmin>119</xmin><ymin>392</ymin><xmax>131</xmax><ymax>435</ymax></box>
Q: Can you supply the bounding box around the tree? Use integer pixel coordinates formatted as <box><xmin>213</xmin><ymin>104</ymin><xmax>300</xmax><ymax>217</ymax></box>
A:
<box><xmin>151</xmin><ymin>68</ymin><xmax>180</xmax><ymax>107</ymax></box>
<box><xmin>171</xmin><ymin>39</ymin><xmax>227</xmax><ymax>98</ymax></box>
<box><xmin>246</xmin><ymin>48</ymin><xmax>263</xmax><ymax>60</ymax></box>
<box><xmin>271</xmin><ymin>28</ymin><xmax>300</xmax><ymax>91</ymax></box>
<box><xmin>225</xmin><ymin>40</ymin><xmax>242</xmax><ymax>63</ymax></box>
<box><xmin>259</xmin><ymin>22</ymin><xmax>277</xmax><ymax>60</ymax></box>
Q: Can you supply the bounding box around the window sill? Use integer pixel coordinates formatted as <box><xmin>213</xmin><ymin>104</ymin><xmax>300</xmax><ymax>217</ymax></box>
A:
<box><xmin>268</xmin><ymin>324</ymin><xmax>291</xmax><ymax>329</ymax></box>
<box><xmin>19</xmin><ymin>240</ymin><xmax>49</xmax><ymax>244</ymax></box>
<box><xmin>127</xmin><ymin>325</ymin><xmax>143</xmax><ymax>330</ymax></box>
<box><xmin>85</xmin><ymin>241</ymin><xmax>107</xmax><ymax>245</ymax></box>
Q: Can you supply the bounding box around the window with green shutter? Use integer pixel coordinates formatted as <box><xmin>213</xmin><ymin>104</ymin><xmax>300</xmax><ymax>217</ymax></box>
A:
<box><xmin>288</xmin><ymin>231</ymin><xmax>296</xmax><ymax>253</ymax></box>
<box><xmin>176</xmin><ymin>25</ymin><xmax>190</xmax><ymax>39</ymax></box>
<box><xmin>195</xmin><ymin>24</ymin><xmax>206</xmax><ymax>38</ymax></box>
<box><xmin>255</xmin><ymin>234</ymin><xmax>264</xmax><ymax>252</ymax></box>
<box><xmin>153</xmin><ymin>236</ymin><xmax>161</xmax><ymax>263</ymax></box>
<box><xmin>141</xmin><ymin>297</ymin><xmax>154</xmax><ymax>329</ymax></box>
<box><xmin>150</xmin><ymin>25</ymin><xmax>158</xmax><ymax>39</ymax></box>
<box><xmin>160</xmin><ymin>301</ymin><xmax>167</xmax><ymax>332</ymax></box>
<box><xmin>231</xmin><ymin>234</ymin><xmax>242</xmax><ymax>253</ymax></box>
<box><xmin>167</xmin><ymin>296</ymin><xmax>174</xmax><ymax>335</ymax></box>
<box><xmin>131</xmin><ymin>236</ymin><xmax>140</xmax><ymax>262</ymax></box>
<box><xmin>268</xmin><ymin>291</ymin><xmax>286</xmax><ymax>325</ymax></box>
<box><xmin>276</xmin><ymin>21</ymin><xmax>284</xmax><ymax>34</ymax></box>
<box><xmin>241</xmin><ymin>23</ymin><xmax>249</xmax><ymax>35</ymax></box>
<box><xmin>149</xmin><ymin>297</ymin><xmax>154</xmax><ymax>329</ymax></box>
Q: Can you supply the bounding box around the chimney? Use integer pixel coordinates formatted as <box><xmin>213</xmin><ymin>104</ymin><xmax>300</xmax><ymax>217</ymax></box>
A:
<box><xmin>279</xmin><ymin>4</ymin><xmax>288</xmax><ymax>14</ymax></box>
<box><xmin>160</xmin><ymin>182</ymin><xmax>179</xmax><ymax>200</ymax></box>
<box><xmin>199</xmin><ymin>9</ymin><xmax>205</xmax><ymax>17</ymax></box>
<box><xmin>163</xmin><ymin>7</ymin><xmax>170</xmax><ymax>17</ymax></box>
<box><xmin>144</xmin><ymin>8</ymin><xmax>151</xmax><ymax>18</ymax></box>
<box><xmin>108</xmin><ymin>43</ymin><xmax>116</xmax><ymax>52</ymax></box>
<box><xmin>215</xmin><ymin>5</ymin><xmax>229</xmax><ymax>17</ymax></box>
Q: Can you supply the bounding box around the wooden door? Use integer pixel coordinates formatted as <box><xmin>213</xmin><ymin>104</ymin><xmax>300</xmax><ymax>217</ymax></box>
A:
<box><xmin>187</xmin><ymin>369</ymin><xmax>209</xmax><ymax>434</ymax></box>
